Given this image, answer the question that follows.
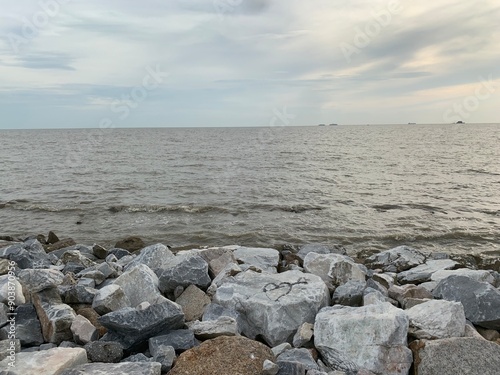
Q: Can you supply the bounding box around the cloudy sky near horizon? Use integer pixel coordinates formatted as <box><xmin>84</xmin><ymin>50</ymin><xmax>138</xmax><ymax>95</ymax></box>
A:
<box><xmin>0</xmin><ymin>0</ymin><xmax>499</xmax><ymax>129</ymax></box>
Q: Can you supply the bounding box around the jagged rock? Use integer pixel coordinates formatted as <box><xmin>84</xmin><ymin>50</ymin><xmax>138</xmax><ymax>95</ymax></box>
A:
<box><xmin>297</xmin><ymin>243</ymin><xmax>347</xmax><ymax>261</ymax></box>
<box><xmin>168</xmin><ymin>336</ymin><xmax>275</xmax><ymax>375</ymax></box>
<box><xmin>149</xmin><ymin>344</ymin><xmax>176</xmax><ymax>372</ymax></box>
<box><xmin>292</xmin><ymin>322</ymin><xmax>314</xmax><ymax>348</ymax></box>
<box><xmin>113</xmin><ymin>264</ymin><xmax>167</xmax><ymax>307</ymax></box>
<box><xmin>410</xmin><ymin>337</ymin><xmax>500</xmax><ymax>374</ymax></box>
<box><xmin>187</xmin><ymin>316</ymin><xmax>238</xmax><ymax>339</ymax></box>
<box><xmin>115</xmin><ymin>236</ymin><xmax>145</xmax><ymax>252</ymax></box>
<box><xmin>206</xmin><ymin>262</ymin><xmax>242</xmax><ymax>297</ymax></box>
<box><xmin>263</xmin><ymin>359</ymin><xmax>279</xmax><ymax>375</ymax></box>
<box><xmin>0</xmin><ymin>239</ymin><xmax>51</xmax><ymax>269</ymax></box>
<box><xmin>157</xmin><ymin>253</ymin><xmax>211</xmax><ymax>297</ymax></box>
<box><xmin>388</xmin><ymin>284</ymin><xmax>433</xmax><ymax>307</ymax></box>
<box><xmin>407</xmin><ymin>299</ymin><xmax>465</xmax><ymax>339</ymax></box>
<box><xmin>206</xmin><ymin>249</ymin><xmax>237</xmax><ymax>277</ymax></box>
<box><xmin>60</xmin><ymin>250</ymin><xmax>96</xmax><ymax>269</ymax></box>
<box><xmin>213</xmin><ymin>270</ymin><xmax>330</xmax><ymax>346</ymax></box>
<box><xmin>99</xmin><ymin>301</ymin><xmax>184</xmax><ymax>350</ymax></box>
<box><xmin>397</xmin><ymin>259</ymin><xmax>458</xmax><ymax>284</ymax></box>
<box><xmin>11</xmin><ymin>304</ymin><xmax>44</xmax><ymax>346</ymax></box>
<box><xmin>303</xmin><ymin>253</ymin><xmax>366</xmax><ymax>292</ymax></box>
<box><xmin>84</xmin><ymin>341</ymin><xmax>123</xmax><ymax>363</ymax></box>
<box><xmin>40</xmin><ymin>343</ymin><xmax>57</xmax><ymax>350</ymax></box>
<box><xmin>0</xmin><ymin>347</ymin><xmax>87</xmax><ymax>375</ymax></box>
<box><xmin>315</xmin><ymin>303</ymin><xmax>412</xmax><ymax>375</ymax></box>
<box><xmin>63</xmin><ymin>263</ymin><xmax>85</xmax><ymax>274</ymax></box>
<box><xmin>233</xmin><ymin>247</ymin><xmax>280</xmax><ymax>273</ymax></box>
<box><xmin>46</xmin><ymin>231</ymin><xmax>59</xmax><ymax>245</ymax></box>
<box><xmin>124</xmin><ymin>243</ymin><xmax>174</xmax><ymax>272</ymax></box>
<box><xmin>61</xmin><ymin>285</ymin><xmax>97</xmax><ymax>304</ymax></box>
<box><xmin>70</xmin><ymin>315</ymin><xmax>98</xmax><ymax>344</ymax></box>
<box><xmin>332</xmin><ymin>280</ymin><xmax>366</xmax><ymax>306</ymax></box>
<box><xmin>32</xmin><ymin>288</ymin><xmax>76</xmax><ymax>344</ymax></box>
<box><xmin>403</xmin><ymin>298</ymin><xmax>432</xmax><ymax>309</ymax></box>
<box><xmin>430</xmin><ymin>268</ymin><xmax>496</xmax><ymax>285</ymax></box>
<box><xmin>277</xmin><ymin>348</ymin><xmax>319</xmax><ymax>371</ymax></box>
<box><xmin>76</xmin><ymin>269</ymin><xmax>105</xmax><ymax>285</ymax></box>
<box><xmin>92</xmin><ymin>284</ymin><xmax>131</xmax><ymax>314</ymax></box>
<box><xmin>433</xmin><ymin>275</ymin><xmax>500</xmax><ymax>330</ymax></box>
<box><xmin>0</xmin><ymin>275</ymin><xmax>25</xmax><ymax>305</ymax></box>
<box><xmin>149</xmin><ymin>330</ymin><xmax>196</xmax><ymax>353</ymax></box>
<box><xmin>60</xmin><ymin>362</ymin><xmax>161</xmax><ymax>375</ymax></box>
<box><xmin>364</xmin><ymin>246</ymin><xmax>426</xmax><ymax>272</ymax></box>
<box><xmin>175</xmin><ymin>284</ymin><xmax>211</xmax><ymax>321</ymax></box>
<box><xmin>75</xmin><ymin>308</ymin><xmax>107</xmax><ymax>337</ymax></box>
<box><xmin>372</xmin><ymin>272</ymin><xmax>396</xmax><ymax>289</ymax></box>
<box><xmin>96</xmin><ymin>262</ymin><xmax>119</xmax><ymax>279</ymax></box>
<box><xmin>0</xmin><ymin>338</ymin><xmax>20</xmax><ymax>361</ymax></box>
<box><xmin>272</xmin><ymin>342</ymin><xmax>292</xmax><ymax>357</ymax></box>
<box><xmin>18</xmin><ymin>269</ymin><xmax>64</xmax><ymax>293</ymax></box>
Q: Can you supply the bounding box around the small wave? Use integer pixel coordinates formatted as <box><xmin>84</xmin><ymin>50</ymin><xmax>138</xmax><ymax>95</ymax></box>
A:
<box><xmin>108</xmin><ymin>204</ymin><xmax>230</xmax><ymax>214</ymax></box>
<box><xmin>247</xmin><ymin>203</ymin><xmax>324</xmax><ymax>213</ymax></box>
<box><xmin>6</xmin><ymin>204</ymin><xmax>84</xmax><ymax>213</ymax></box>
<box><xmin>372</xmin><ymin>203</ymin><xmax>447</xmax><ymax>214</ymax></box>
<box><xmin>462</xmin><ymin>169</ymin><xmax>500</xmax><ymax>176</ymax></box>
<box><xmin>372</xmin><ymin>204</ymin><xmax>404</xmax><ymax>211</ymax></box>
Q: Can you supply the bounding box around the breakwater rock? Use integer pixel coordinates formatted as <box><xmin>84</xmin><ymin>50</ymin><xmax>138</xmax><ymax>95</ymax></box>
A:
<box><xmin>0</xmin><ymin>235</ymin><xmax>499</xmax><ymax>375</ymax></box>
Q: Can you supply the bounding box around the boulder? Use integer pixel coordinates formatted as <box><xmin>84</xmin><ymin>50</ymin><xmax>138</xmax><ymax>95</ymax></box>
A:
<box><xmin>150</xmin><ymin>344</ymin><xmax>176</xmax><ymax>372</ymax></box>
<box><xmin>430</xmin><ymin>268</ymin><xmax>496</xmax><ymax>285</ymax></box>
<box><xmin>433</xmin><ymin>275</ymin><xmax>500</xmax><ymax>330</ymax></box>
<box><xmin>115</xmin><ymin>236</ymin><xmax>145</xmax><ymax>252</ymax></box>
<box><xmin>364</xmin><ymin>246</ymin><xmax>426</xmax><ymax>272</ymax></box>
<box><xmin>83</xmin><ymin>341</ymin><xmax>123</xmax><ymax>363</ymax></box>
<box><xmin>0</xmin><ymin>275</ymin><xmax>25</xmax><ymax>305</ymax></box>
<box><xmin>263</xmin><ymin>359</ymin><xmax>279</xmax><ymax>375</ymax></box>
<box><xmin>70</xmin><ymin>314</ymin><xmax>98</xmax><ymax>344</ymax></box>
<box><xmin>314</xmin><ymin>303</ymin><xmax>412</xmax><ymax>375</ymax></box>
<box><xmin>92</xmin><ymin>284</ymin><xmax>131</xmax><ymax>315</ymax></box>
<box><xmin>407</xmin><ymin>299</ymin><xmax>465</xmax><ymax>339</ymax></box>
<box><xmin>297</xmin><ymin>243</ymin><xmax>347</xmax><ymax>261</ymax></box>
<box><xmin>149</xmin><ymin>330</ymin><xmax>196</xmax><ymax>353</ymax></box>
<box><xmin>213</xmin><ymin>270</ymin><xmax>330</xmax><ymax>346</ymax></box>
<box><xmin>61</xmin><ymin>285</ymin><xmax>97</xmax><ymax>305</ymax></box>
<box><xmin>18</xmin><ymin>269</ymin><xmax>64</xmax><ymax>293</ymax></box>
<box><xmin>175</xmin><ymin>284</ymin><xmax>211</xmax><ymax>321</ymax></box>
<box><xmin>168</xmin><ymin>336</ymin><xmax>275</xmax><ymax>375</ymax></box>
<box><xmin>388</xmin><ymin>284</ymin><xmax>433</xmax><ymax>308</ymax></box>
<box><xmin>303</xmin><ymin>253</ymin><xmax>366</xmax><ymax>292</ymax></box>
<box><xmin>0</xmin><ymin>239</ymin><xmax>51</xmax><ymax>269</ymax></box>
<box><xmin>124</xmin><ymin>243</ymin><xmax>174</xmax><ymax>272</ymax></box>
<box><xmin>92</xmin><ymin>244</ymin><xmax>108</xmax><ymax>259</ymax></box>
<box><xmin>233</xmin><ymin>247</ymin><xmax>280</xmax><ymax>273</ymax></box>
<box><xmin>410</xmin><ymin>337</ymin><xmax>500</xmax><ymax>374</ymax></box>
<box><xmin>372</xmin><ymin>272</ymin><xmax>396</xmax><ymax>289</ymax></box>
<box><xmin>187</xmin><ymin>316</ymin><xmax>238</xmax><ymax>339</ymax></box>
<box><xmin>60</xmin><ymin>362</ymin><xmax>161</xmax><ymax>375</ymax></box>
<box><xmin>113</xmin><ymin>264</ymin><xmax>167</xmax><ymax>307</ymax></box>
<box><xmin>0</xmin><ymin>347</ymin><xmax>87</xmax><ymax>375</ymax></box>
<box><xmin>332</xmin><ymin>280</ymin><xmax>366</xmax><ymax>306</ymax></box>
<box><xmin>157</xmin><ymin>253</ymin><xmax>211</xmax><ymax>297</ymax></box>
<box><xmin>397</xmin><ymin>259</ymin><xmax>458</xmax><ymax>284</ymax></box>
<box><xmin>11</xmin><ymin>304</ymin><xmax>44</xmax><ymax>346</ymax></box>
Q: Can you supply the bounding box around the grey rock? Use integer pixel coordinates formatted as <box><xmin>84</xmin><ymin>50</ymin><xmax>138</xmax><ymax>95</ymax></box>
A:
<box><xmin>410</xmin><ymin>337</ymin><xmax>500</xmax><ymax>374</ymax></box>
<box><xmin>233</xmin><ymin>246</ymin><xmax>280</xmax><ymax>273</ymax></box>
<box><xmin>362</xmin><ymin>287</ymin><xmax>388</xmax><ymax>305</ymax></box>
<box><xmin>213</xmin><ymin>270</ymin><xmax>330</xmax><ymax>346</ymax></box>
<box><xmin>272</xmin><ymin>342</ymin><xmax>292</xmax><ymax>357</ymax></box>
<box><xmin>175</xmin><ymin>284</ymin><xmax>211</xmax><ymax>322</ymax></box>
<box><xmin>365</xmin><ymin>278</ymin><xmax>388</xmax><ymax>296</ymax></box>
<box><xmin>18</xmin><ymin>269</ymin><xmax>65</xmax><ymax>293</ymax></box>
<box><xmin>315</xmin><ymin>303</ymin><xmax>412</xmax><ymax>375</ymax></box>
<box><xmin>39</xmin><ymin>343</ymin><xmax>58</xmax><ymax>350</ymax></box>
<box><xmin>430</xmin><ymin>268</ymin><xmax>496</xmax><ymax>285</ymax></box>
<box><xmin>151</xmin><ymin>345</ymin><xmax>176</xmax><ymax>373</ymax></box>
<box><xmin>84</xmin><ymin>341</ymin><xmax>123</xmax><ymax>363</ymax></box>
<box><xmin>60</xmin><ymin>250</ymin><xmax>96</xmax><ymax>269</ymax></box>
<box><xmin>292</xmin><ymin>322</ymin><xmax>314</xmax><ymax>348</ymax></box>
<box><xmin>297</xmin><ymin>243</ymin><xmax>347</xmax><ymax>262</ymax></box>
<box><xmin>108</xmin><ymin>248</ymin><xmax>131</xmax><ymax>259</ymax></box>
<box><xmin>61</xmin><ymin>285</ymin><xmax>97</xmax><ymax>304</ymax></box>
<box><xmin>403</xmin><ymin>298</ymin><xmax>432</xmax><ymax>309</ymax></box>
<box><xmin>60</xmin><ymin>362</ymin><xmax>162</xmax><ymax>375</ymax></box>
<box><xmin>63</xmin><ymin>263</ymin><xmax>85</xmax><ymax>274</ymax></box>
<box><xmin>70</xmin><ymin>314</ymin><xmax>98</xmax><ymax>344</ymax></box>
<box><xmin>0</xmin><ymin>338</ymin><xmax>20</xmax><ymax>361</ymax></box>
<box><xmin>149</xmin><ymin>330</ymin><xmax>196</xmax><ymax>353</ymax></box>
<box><xmin>278</xmin><ymin>348</ymin><xmax>319</xmax><ymax>371</ymax></box>
<box><xmin>59</xmin><ymin>341</ymin><xmax>81</xmax><ymax>348</ymax></box>
<box><xmin>407</xmin><ymin>299</ymin><xmax>466</xmax><ymax>339</ymax></box>
<box><xmin>0</xmin><ymin>303</ymin><xmax>7</xmax><ymax>327</ymax></box>
<box><xmin>77</xmin><ymin>278</ymin><xmax>96</xmax><ymax>288</ymax></box>
<box><xmin>433</xmin><ymin>275</ymin><xmax>500</xmax><ymax>330</ymax></box>
<box><xmin>202</xmin><ymin>303</ymin><xmax>241</xmax><ymax>325</ymax></box>
<box><xmin>388</xmin><ymin>284</ymin><xmax>433</xmax><ymax>307</ymax></box>
<box><xmin>303</xmin><ymin>253</ymin><xmax>365</xmax><ymax>292</ymax></box>
<box><xmin>0</xmin><ymin>239</ymin><xmax>51</xmax><ymax>269</ymax></box>
<box><xmin>121</xmin><ymin>353</ymin><xmax>151</xmax><ymax>362</ymax></box>
<box><xmin>92</xmin><ymin>284</ymin><xmax>131</xmax><ymax>315</ymax></box>
<box><xmin>371</xmin><ymin>272</ymin><xmax>396</xmax><ymax>289</ymax></box>
<box><xmin>206</xmin><ymin>262</ymin><xmax>242</xmax><ymax>297</ymax></box>
<box><xmin>364</xmin><ymin>246</ymin><xmax>426</xmax><ymax>272</ymax></box>
<box><xmin>208</xmin><ymin>250</ymin><xmax>237</xmax><ymax>277</ymax></box>
<box><xmin>157</xmin><ymin>253</ymin><xmax>211</xmax><ymax>297</ymax></box>
<box><xmin>277</xmin><ymin>361</ymin><xmax>306</xmax><ymax>375</ymax></box>
<box><xmin>92</xmin><ymin>244</ymin><xmax>108</xmax><ymax>259</ymax></box>
<box><xmin>125</xmin><ymin>243</ymin><xmax>174</xmax><ymax>272</ymax></box>
<box><xmin>96</xmin><ymin>262</ymin><xmax>118</xmax><ymax>279</ymax></box>
<box><xmin>397</xmin><ymin>259</ymin><xmax>458</xmax><ymax>284</ymax></box>
<box><xmin>263</xmin><ymin>359</ymin><xmax>279</xmax><ymax>375</ymax></box>
<box><xmin>187</xmin><ymin>316</ymin><xmax>238</xmax><ymax>339</ymax></box>
<box><xmin>10</xmin><ymin>304</ymin><xmax>44</xmax><ymax>346</ymax></box>
<box><xmin>76</xmin><ymin>269</ymin><xmax>106</xmax><ymax>286</ymax></box>
<box><xmin>332</xmin><ymin>280</ymin><xmax>366</xmax><ymax>306</ymax></box>
<box><xmin>0</xmin><ymin>275</ymin><xmax>25</xmax><ymax>305</ymax></box>
<box><xmin>99</xmin><ymin>301</ymin><xmax>184</xmax><ymax>350</ymax></box>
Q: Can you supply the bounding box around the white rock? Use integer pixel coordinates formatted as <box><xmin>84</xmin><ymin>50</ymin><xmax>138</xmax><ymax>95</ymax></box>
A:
<box><xmin>430</xmin><ymin>269</ymin><xmax>495</xmax><ymax>285</ymax></box>
<box><xmin>233</xmin><ymin>247</ymin><xmax>280</xmax><ymax>273</ymax></box>
<box><xmin>187</xmin><ymin>316</ymin><xmax>238</xmax><ymax>339</ymax></box>
<box><xmin>0</xmin><ymin>275</ymin><xmax>25</xmax><ymax>305</ymax></box>
<box><xmin>92</xmin><ymin>284</ymin><xmax>130</xmax><ymax>315</ymax></box>
<box><xmin>70</xmin><ymin>314</ymin><xmax>98</xmax><ymax>344</ymax></box>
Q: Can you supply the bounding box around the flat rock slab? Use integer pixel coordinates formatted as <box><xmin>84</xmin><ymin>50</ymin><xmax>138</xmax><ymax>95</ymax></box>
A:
<box><xmin>410</xmin><ymin>337</ymin><xmax>500</xmax><ymax>375</ymax></box>
<box><xmin>0</xmin><ymin>347</ymin><xmax>87</xmax><ymax>375</ymax></box>
<box><xmin>213</xmin><ymin>270</ymin><xmax>330</xmax><ymax>346</ymax></box>
<box><xmin>168</xmin><ymin>336</ymin><xmax>275</xmax><ymax>375</ymax></box>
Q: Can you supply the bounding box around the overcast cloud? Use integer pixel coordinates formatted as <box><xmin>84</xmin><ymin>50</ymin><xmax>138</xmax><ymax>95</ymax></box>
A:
<box><xmin>0</xmin><ymin>0</ymin><xmax>499</xmax><ymax>128</ymax></box>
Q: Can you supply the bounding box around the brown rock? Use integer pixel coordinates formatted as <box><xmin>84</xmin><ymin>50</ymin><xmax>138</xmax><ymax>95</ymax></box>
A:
<box><xmin>75</xmin><ymin>307</ymin><xmax>107</xmax><ymax>337</ymax></box>
<box><xmin>47</xmin><ymin>231</ymin><xmax>60</xmax><ymax>245</ymax></box>
<box><xmin>115</xmin><ymin>236</ymin><xmax>145</xmax><ymax>252</ymax></box>
<box><xmin>46</xmin><ymin>238</ymin><xmax>77</xmax><ymax>253</ymax></box>
<box><xmin>168</xmin><ymin>336</ymin><xmax>275</xmax><ymax>375</ymax></box>
<box><xmin>176</xmin><ymin>285</ymin><xmax>211</xmax><ymax>322</ymax></box>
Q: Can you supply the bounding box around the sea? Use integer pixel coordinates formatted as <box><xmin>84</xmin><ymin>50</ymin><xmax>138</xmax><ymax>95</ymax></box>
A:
<box><xmin>0</xmin><ymin>123</ymin><xmax>499</xmax><ymax>256</ymax></box>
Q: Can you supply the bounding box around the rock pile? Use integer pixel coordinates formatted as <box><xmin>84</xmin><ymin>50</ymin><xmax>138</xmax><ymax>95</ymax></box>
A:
<box><xmin>0</xmin><ymin>236</ymin><xmax>499</xmax><ymax>375</ymax></box>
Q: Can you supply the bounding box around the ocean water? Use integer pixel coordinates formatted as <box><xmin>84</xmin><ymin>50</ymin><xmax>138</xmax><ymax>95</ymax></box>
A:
<box><xmin>0</xmin><ymin>123</ymin><xmax>499</xmax><ymax>255</ymax></box>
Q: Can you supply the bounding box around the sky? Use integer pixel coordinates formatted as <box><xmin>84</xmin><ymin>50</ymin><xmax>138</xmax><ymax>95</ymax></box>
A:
<box><xmin>0</xmin><ymin>0</ymin><xmax>499</xmax><ymax>129</ymax></box>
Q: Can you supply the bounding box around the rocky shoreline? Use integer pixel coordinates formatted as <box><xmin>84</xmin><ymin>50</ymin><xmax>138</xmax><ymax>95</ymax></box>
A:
<box><xmin>0</xmin><ymin>233</ymin><xmax>499</xmax><ymax>375</ymax></box>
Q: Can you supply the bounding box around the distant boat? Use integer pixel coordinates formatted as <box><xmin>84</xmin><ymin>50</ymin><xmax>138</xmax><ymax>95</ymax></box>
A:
<box><xmin>408</xmin><ymin>122</ymin><xmax>416</xmax><ymax>125</ymax></box>
<box><xmin>329</xmin><ymin>123</ymin><xmax>338</xmax><ymax>126</ymax></box>
<box><xmin>456</xmin><ymin>120</ymin><xmax>465</xmax><ymax>124</ymax></box>
<box><xmin>318</xmin><ymin>124</ymin><xmax>326</xmax><ymax>126</ymax></box>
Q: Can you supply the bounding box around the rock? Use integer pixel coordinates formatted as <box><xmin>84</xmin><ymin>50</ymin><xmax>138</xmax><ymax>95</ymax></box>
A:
<box><xmin>433</xmin><ymin>275</ymin><xmax>500</xmax><ymax>330</ymax></box>
<box><xmin>0</xmin><ymin>259</ymin><xmax>10</xmax><ymax>275</ymax></box>
<box><xmin>332</xmin><ymin>280</ymin><xmax>366</xmax><ymax>306</ymax></box>
<box><xmin>187</xmin><ymin>316</ymin><xmax>238</xmax><ymax>339</ymax></box>
<box><xmin>60</xmin><ymin>250</ymin><xmax>96</xmax><ymax>269</ymax></box>
<box><xmin>475</xmin><ymin>326</ymin><xmax>500</xmax><ymax>341</ymax></box>
<box><xmin>59</xmin><ymin>341</ymin><xmax>81</xmax><ymax>348</ymax></box>
<box><xmin>403</xmin><ymin>298</ymin><xmax>432</xmax><ymax>309</ymax></box>
<box><xmin>397</xmin><ymin>259</ymin><xmax>458</xmax><ymax>284</ymax></box>
<box><xmin>60</xmin><ymin>362</ymin><xmax>161</xmax><ymax>375</ymax></box>
<box><xmin>372</xmin><ymin>272</ymin><xmax>396</xmax><ymax>289</ymax></box>
<box><xmin>233</xmin><ymin>247</ymin><xmax>280</xmax><ymax>273</ymax></box>
<box><xmin>407</xmin><ymin>299</ymin><xmax>465</xmax><ymax>339</ymax></box>
<box><xmin>149</xmin><ymin>330</ymin><xmax>196</xmax><ymax>353</ymax></box>
<box><xmin>157</xmin><ymin>253</ymin><xmax>211</xmax><ymax>297</ymax></box>
<box><xmin>362</xmin><ymin>287</ymin><xmax>388</xmax><ymax>305</ymax></box>
<box><xmin>410</xmin><ymin>337</ymin><xmax>500</xmax><ymax>374</ymax></box>
<box><xmin>75</xmin><ymin>308</ymin><xmax>107</xmax><ymax>337</ymax></box>
<box><xmin>12</xmin><ymin>304</ymin><xmax>44</xmax><ymax>346</ymax></box>
<box><xmin>121</xmin><ymin>353</ymin><xmax>151</xmax><ymax>362</ymax></box>
<box><xmin>77</xmin><ymin>277</ymin><xmax>97</xmax><ymax>288</ymax></box>
<box><xmin>113</xmin><ymin>264</ymin><xmax>167</xmax><ymax>307</ymax></box>
<box><xmin>364</xmin><ymin>246</ymin><xmax>426</xmax><ymax>272</ymax></box>
<box><xmin>92</xmin><ymin>284</ymin><xmax>130</xmax><ymax>315</ymax></box>
<box><xmin>0</xmin><ymin>338</ymin><xmax>20</xmax><ymax>361</ymax></box>
<box><xmin>0</xmin><ymin>347</ymin><xmax>87</xmax><ymax>375</ymax></box>
<box><xmin>70</xmin><ymin>314</ymin><xmax>98</xmax><ymax>344</ymax></box>
<box><xmin>168</xmin><ymin>335</ymin><xmax>275</xmax><ymax>375</ymax></box>
<box><xmin>47</xmin><ymin>231</ymin><xmax>60</xmax><ymax>245</ymax></box>
<box><xmin>175</xmin><ymin>284</ymin><xmax>211</xmax><ymax>321</ymax></box>
<box><xmin>292</xmin><ymin>322</ymin><xmax>314</xmax><ymax>348</ymax></box>
<box><xmin>315</xmin><ymin>303</ymin><xmax>412</xmax><ymax>375</ymax></box>
<box><xmin>0</xmin><ymin>239</ymin><xmax>51</xmax><ymax>269</ymax></box>
<box><xmin>40</xmin><ymin>343</ymin><xmax>58</xmax><ymax>350</ymax></box>
<box><xmin>18</xmin><ymin>269</ymin><xmax>65</xmax><ymax>293</ymax></box>
<box><xmin>430</xmin><ymin>268</ymin><xmax>496</xmax><ymax>285</ymax></box>
<box><xmin>46</xmin><ymin>238</ymin><xmax>77</xmax><ymax>253</ymax></box>
<box><xmin>213</xmin><ymin>270</ymin><xmax>330</xmax><ymax>346</ymax></box>
<box><xmin>297</xmin><ymin>243</ymin><xmax>347</xmax><ymax>262</ymax></box>
<box><xmin>84</xmin><ymin>340</ymin><xmax>123</xmax><ymax>363</ymax></box>
<box><xmin>303</xmin><ymin>253</ymin><xmax>366</xmax><ymax>292</ymax></box>
<box><xmin>277</xmin><ymin>348</ymin><xmax>319</xmax><ymax>371</ymax></box>
<box><xmin>99</xmin><ymin>301</ymin><xmax>184</xmax><ymax>350</ymax></box>
<box><xmin>149</xmin><ymin>344</ymin><xmax>176</xmax><ymax>372</ymax></box>
<box><xmin>92</xmin><ymin>244</ymin><xmax>108</xmax><ymax>259</ymax></box>
<box><xmin>115</xmin><ymin>236</ymin><xmax>145</xmax><ymax>252</ymax></box>
<box><xmin>206</xmin><ymin>262</ymin><xmax>242</xmax><ymax>297</ymax></box>
<box><xmin>263</xmin><ymin>359</ymin><xmax>279</xmax><ymax>375</ymax></box>
<box><xmin>0</xmin><ymin>275</ymin><xmax>25</xmax><ymax>305</ymax></box>
<box><xmin>124</xmin><ymin>243</ymin><xmax>174</xmax><ymax>272</ymax></box>
<box><xmin>277</xmin><ymin>361</ymin><xmax>306</xmax><ymax>375</ymax></box>
<box><xmin>61</xmin><ymin>285</ymin><xmax>97</xmax><ymax>305</ymax></box>
<box><xmin>108</xmin><ymin>248</ymin><xmax>131</xmax><ymax>260</ymax></box>
<box><xmin>208</xmin><ymin>250</ymin><xmax>237</xmax><ymax>277</ymax></box>
<box><xmin>0</xmin><ymin>303</ymin><xmax>7</xmax><ymax>327</ymax></box>
<box><xmin>388</xmin><ymin>284</ymin><xmax>433</xmax><ymax>308</ymax></box>
<box><xmin>32</xmin><ymin>288</ymin><xmax>76</xmax><ymax>344</ymax></box>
